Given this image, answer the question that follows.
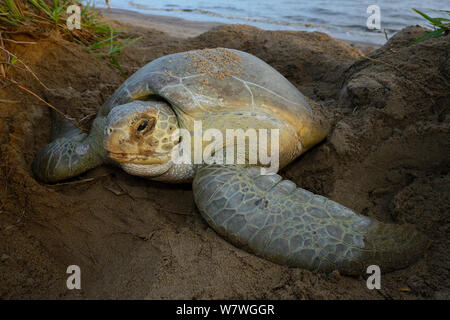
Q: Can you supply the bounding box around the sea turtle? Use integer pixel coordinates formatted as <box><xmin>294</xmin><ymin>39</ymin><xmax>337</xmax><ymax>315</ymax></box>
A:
<box><xmin>33</xmin><ymin>48</ymin><xmax>427</xmax><ymax>275</ymax></box>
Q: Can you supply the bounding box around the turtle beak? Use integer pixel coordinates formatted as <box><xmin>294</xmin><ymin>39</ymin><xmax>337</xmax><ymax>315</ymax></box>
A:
<box><xmin>103</xmin><ymin>125</ymin><xmax>125</xmax><ymax>155</ymax></box>
<box><xmin>103</xmin><ymin>126</ymin><xmax>134</xmax><ymax>162</ymax></box>
<box><xmin>103</xmin><ymin>125</ymin><xmax>170</xmax><ymax>164</ymax></box>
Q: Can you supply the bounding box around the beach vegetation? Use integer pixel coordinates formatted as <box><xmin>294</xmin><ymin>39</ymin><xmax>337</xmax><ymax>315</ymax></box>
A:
<box><xmin>87</xmin><ymin>28</ymin><xmax>142</xmax><ymax>74</ymax></box>
<box><xmin>413</xmin><ymin>8</ymin><xmax>449</xmax><ymax>42</ymax></box>
<box><xmin>0</xmin><ymin>0</ymin><xmax>140</xmax><ymax>72</ymax></box>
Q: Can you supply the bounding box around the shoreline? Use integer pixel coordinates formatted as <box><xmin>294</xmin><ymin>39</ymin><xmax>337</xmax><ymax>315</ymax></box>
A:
<box><xmin>98</xmin><ymin>8</ymin><xmax>381</xmax><ymax>53</ymax></box>
<box><xmin>98</xmin><ymin>8</ymin><xmax>223</xmax><ymax>39</ymax></box>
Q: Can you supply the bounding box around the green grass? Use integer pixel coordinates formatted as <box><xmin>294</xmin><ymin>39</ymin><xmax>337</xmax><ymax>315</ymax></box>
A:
<box><xmin>0</xmin><ymin>0</ymin><xmax>141</xmax><ymax>73</ymax></box>
<box><xmin>7</xmin><ymin>54</ymin><xmax>18</xmax><ymax>73</ymax></box>
<box><xmin>80</xmin><ymin>1</ymin><xmax>111</xmax><ymax>36</ymax></box>
<box><xmin>87</xmin><ymin>28</ymin><xmax>142</xmax><ymax>74</ymax></box>
<box><xmin>29</xmin><ymin>0</ymin><xmax>68</xmax><ymax>24</ymax></box>
<box><xmin>413</xmin><ymin>8</ymin><xmax>450</xmax><ymax>42</ymax></box>
<box><xmin>0</xmin><ymin>1</ymin><xmax>107</xmax><ymax>35</ymax></box>
<box><xmin>0</xmin><ymin>0</ymin><xmax>25</xmax><ymax>26</ymax></box>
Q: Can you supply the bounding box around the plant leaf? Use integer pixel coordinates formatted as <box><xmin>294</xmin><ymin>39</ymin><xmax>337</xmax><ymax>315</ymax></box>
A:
<box><xmin>414</xmin><ymin>29</ymin><xmax>445</xmax><ymax>43</ymax></box>
<box><xmin>412</xmin><ymin>8</ymin><xmax>444</xmax><ymax>27</ymax></box>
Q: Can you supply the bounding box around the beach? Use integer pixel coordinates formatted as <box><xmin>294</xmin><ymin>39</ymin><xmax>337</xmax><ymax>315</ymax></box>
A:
<box><xmin>99</xmin><ymin>8</ymin><xmax>380</xmax><ymax>53</ymax></box>
<box><xmin>95</xmin><ymin>0</ymin><xmax>446</xmax><ymax>45</ymax></box>
<box><xmin>0</xmin><ymin>7</ymin><xmax>449</xmax><ymax>299</ymax></box>
<box><xmin>99</xmin><ymin>8</ymin><xmax>223</xmax><ymax>38</ymax></box>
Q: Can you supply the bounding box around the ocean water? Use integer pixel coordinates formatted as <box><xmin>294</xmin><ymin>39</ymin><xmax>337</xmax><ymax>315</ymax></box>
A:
<box><xmin>91</xmin><ymin>0</ymin><xmax>448</xmax><ymax>44</ymax></box>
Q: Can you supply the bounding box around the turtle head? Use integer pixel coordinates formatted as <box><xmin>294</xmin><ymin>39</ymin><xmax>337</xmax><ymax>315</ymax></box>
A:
<box><xmin>104</xmin><ymin>100</ymin><xmax>179</xmax><ymax>176</ymax></box>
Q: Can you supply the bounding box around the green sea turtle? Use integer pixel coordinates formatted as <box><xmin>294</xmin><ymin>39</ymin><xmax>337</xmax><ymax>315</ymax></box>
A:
<box><xmin>33</xmin><ymin>48</ymin><xmax>427</xmax><ymax>275</ymax></box>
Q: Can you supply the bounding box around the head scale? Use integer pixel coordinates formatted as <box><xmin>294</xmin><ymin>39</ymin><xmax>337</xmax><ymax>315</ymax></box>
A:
<box><xmin>104</xmin><ymin>100</ymin><xmax>179</xmax><ymax>175</ymax></box>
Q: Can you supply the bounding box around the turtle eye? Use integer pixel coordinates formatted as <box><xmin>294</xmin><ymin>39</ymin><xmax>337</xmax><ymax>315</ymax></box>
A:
<box><xmin>137</xmin><ymin>119</ymin><xmax>154</xmax><ymax>133</ymax></box>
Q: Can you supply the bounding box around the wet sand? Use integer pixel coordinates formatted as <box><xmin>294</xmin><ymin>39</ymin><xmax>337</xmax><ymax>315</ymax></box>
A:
<box><xmin>99</xmin><ymin>8</ymin><xmax>380</xmax><ymax>53</ymax></box>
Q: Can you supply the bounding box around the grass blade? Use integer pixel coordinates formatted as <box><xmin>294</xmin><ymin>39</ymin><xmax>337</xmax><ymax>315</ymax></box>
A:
<box><xmin>412</xmin><ymin>8</ymin><xmax>444</xmax><ymax>27</ymax></box>
<box><xmin>414</xmin><ymin>29</ymin><xmax>443</xmax><ymax>43</ymax></box>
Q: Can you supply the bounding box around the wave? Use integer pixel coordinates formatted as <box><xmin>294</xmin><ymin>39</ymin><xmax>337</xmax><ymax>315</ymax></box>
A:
<box><xmin>128</xmin><ymin>2</ymin><xmax>336</xmax><ymax>30</ymax></box>
<box><xmin>111</xmin><ymin>1</ymin><xmax>446</xmax><ymax>45</ymax></box>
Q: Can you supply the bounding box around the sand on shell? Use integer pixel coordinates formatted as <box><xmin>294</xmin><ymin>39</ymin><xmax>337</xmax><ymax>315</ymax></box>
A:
<box><xmin>0</xmin><ymin>9</ymin><xmax>448</xmax><ymax>299</ymax></box>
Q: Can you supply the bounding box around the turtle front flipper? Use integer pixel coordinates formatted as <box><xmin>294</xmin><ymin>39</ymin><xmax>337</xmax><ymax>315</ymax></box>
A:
<box><xmin>32</xmin><ymin>112</ymin><xmax>106</xmax><ymax>183</ymax></box>
<box><xmin>193</xmin><ymin>165</ymin><xmax>428</xmax><ymax>275</ymax></box>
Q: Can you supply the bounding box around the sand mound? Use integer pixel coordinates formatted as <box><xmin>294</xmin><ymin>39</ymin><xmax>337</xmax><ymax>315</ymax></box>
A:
<box><xmin>0</xmin><ymin>24</ymin><xmax>448</xmax><ymax>299</ymax></box>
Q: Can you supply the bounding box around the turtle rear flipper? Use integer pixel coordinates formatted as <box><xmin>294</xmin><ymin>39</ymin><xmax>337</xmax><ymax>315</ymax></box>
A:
<box><xmin>32</xmin><ymin>112</ymin><xmax>106</xmax><ymax>183</ymax></box>
<box><xmin>193</xmin><ymin>164</ymin><xmax>428</xmax><ymax>275</ymax></box>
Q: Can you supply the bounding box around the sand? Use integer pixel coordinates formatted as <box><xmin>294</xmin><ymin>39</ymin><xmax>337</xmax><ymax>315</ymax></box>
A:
<box><xmin>99</xmin><ymin>8</ymin><xmax>380</xmax><ymax>53</ymax></box>
<box><xmin>0</xmin><ymin>9</ymin><xmax>449</xmax><ymax>299</ymax></box>
<box><xmin>99</xmin><ymin>8</ymin><xmax>223</xmax><ymax>39</ymax></box>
